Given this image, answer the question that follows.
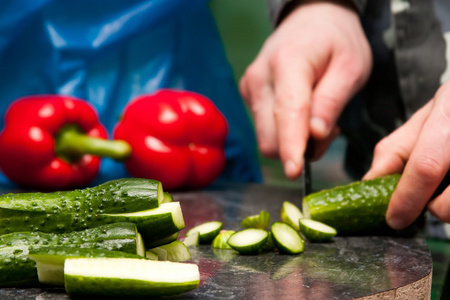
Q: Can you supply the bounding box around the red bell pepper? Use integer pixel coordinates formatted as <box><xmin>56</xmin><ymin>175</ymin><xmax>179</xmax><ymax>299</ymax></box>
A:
<box><xmin>0</xmin><ymin>95</ymin><xmax>131</xmax><ymax>190</ymax></box>
<box><xmin>113</xmin><ymin>89</ymin><xmax>228</xmax><ymax>190</ymax></box>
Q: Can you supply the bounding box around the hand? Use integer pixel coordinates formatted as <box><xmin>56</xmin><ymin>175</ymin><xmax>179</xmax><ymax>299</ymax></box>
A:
<box><xmin>364</xmin><ymin>83</ymin><xmax>450</xmax><ymax>229</ymax></box>
<box><xmin>239</xmin><ymin>0</ymin><xmax>372</xmax><ymax>179</ymax></box>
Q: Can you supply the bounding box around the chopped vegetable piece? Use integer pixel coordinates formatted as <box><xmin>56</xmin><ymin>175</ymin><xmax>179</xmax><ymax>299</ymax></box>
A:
<box><xmin>280</xmin><ymin>201</ymin><xmax>303</xmax><ymax>231</ymax></box>
<box><xmin>186</xmin><ymin>221</ymin><xmax>222</xmax><ymax>244</ymax></box>
<box><xmin>227</xmin><ymin>229</ymin><xmax>268</xmax><ymax>255</ymax></box>
<box><xmin>212</xmin><ymin>230</ymin><xmax>235</xmax><ymax>250</ymax></box>
<box><xmin>240</xmin><ymin>210</ymin><xmax>270</xmax><ymax>229</ymax></box>
<box><xmin>299</xmin><ymin>218</ymin><xmax>337</xmax><ymax>242</ymax></box>
<box><xmin>271</xmin><ymin>222</ymin><xmax>305</xmax><ymax>255</ymax></box>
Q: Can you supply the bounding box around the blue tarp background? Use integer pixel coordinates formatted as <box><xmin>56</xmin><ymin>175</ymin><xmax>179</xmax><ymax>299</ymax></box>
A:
<box><xmin>0</xmin><ymin>0</ymin><xmax>261</xmax><ymax>187</ymax></box>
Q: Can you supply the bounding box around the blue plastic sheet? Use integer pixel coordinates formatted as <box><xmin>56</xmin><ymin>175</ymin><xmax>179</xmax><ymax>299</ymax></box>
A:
<box><xmin>0</xmin><ymin>0</ymin><xmax>262</xmax><ymax>187</ymax></box>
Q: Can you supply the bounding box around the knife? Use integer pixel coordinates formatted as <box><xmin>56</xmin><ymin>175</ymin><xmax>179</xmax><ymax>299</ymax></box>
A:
<box><xmin>301</xmin><ymin>140</ymin><xmax>314</xmax><ymax>200</ymax></box>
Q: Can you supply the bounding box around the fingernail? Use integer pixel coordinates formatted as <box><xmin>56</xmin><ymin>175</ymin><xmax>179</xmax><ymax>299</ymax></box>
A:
<box><xmin>310</xmin><ymin>117</ymin><xmax>327</xmax><ymax>136</ymax></box>
<box><xmin>387</xmin><ymin>216</ymin><xmax>407</xmax><ymax>230</ymax></box>
<box><xmin>284</xmin><ymin>160</ymin><xmax>298</xmax><ymax>178</ymax></box>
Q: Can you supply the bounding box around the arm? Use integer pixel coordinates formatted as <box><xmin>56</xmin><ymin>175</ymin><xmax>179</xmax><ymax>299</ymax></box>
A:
<box><xmin>240</xmin><ymin>0</ymin><xmax>372</xmax><ymax>179</ymax></box>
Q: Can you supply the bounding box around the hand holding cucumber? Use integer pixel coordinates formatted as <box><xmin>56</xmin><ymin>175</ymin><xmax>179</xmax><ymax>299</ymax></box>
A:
<box><xmin>363</xmin><ymin>92</ymin><xmax>450</xmax><ymax>230</ymax></box>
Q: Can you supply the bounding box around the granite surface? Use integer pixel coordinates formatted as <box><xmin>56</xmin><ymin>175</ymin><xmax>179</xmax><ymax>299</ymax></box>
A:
<box><xmin>0</xmin><ymin>183</ymin><xmax>432</xmax><ymax>299</ymax></box>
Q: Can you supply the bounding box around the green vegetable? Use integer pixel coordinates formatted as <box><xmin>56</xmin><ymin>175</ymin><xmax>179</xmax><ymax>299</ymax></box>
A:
<box><xmin>145</xmin><ymin>232</ymin><xmax>179</xmax><ymax>249</ymax></box>
<box><xmin>212</xmin><ymin>230</ymin><xmax>235</xmax><ymax>250</ymax></box>
<box><xmin>64</xmin><ymin>258</ymin><xmax>200</xmax><ymax>297</ymax></box>
<box><xmin>240</xmin><ymin>210</ymin><xmax>270</xmax><ymax>229</ymax></box>
<box><xmin>280</xmin><ymin>201</ymin><xmax>303</xmax><ymax>231</ymax></box>
<box><xmin>298</xmin><ymin>218</ymin><xmax>337</xmax><ymax>242</ymax></box>
<box><xmin>149</xmin><ymin>241</ymin><xmax>191</xmax><ymax>262</ymax></box>
<box><xmin>0</xmin><ymin>222</ymin><xmax>143</xmax><ymax>287</ymax></box>
<box><xmin>185</xmin><ymin>221</ymin><xmax>222</xmax><ymax>244</ymax></box>
<box><xmin>302</xmin><ymin>174</ymin><xmax>401</xmax><ymax>233</ymax></box>
<box><xmin>227</xmin><ymin>229</ymin><xmax>268</xmax><ymax>255</ymax></box>
<box><xmin>271</xmin><ymin>222</ymin><xmax>305</xmax><ymax>254</ymax></box>
<box><xmin>0</xmin><ymin>178</ymin><xmax>164</xmax><ymax>214</ymax></box>
<box><xmin>29</xmin><ymin>247</ymin><xmax>146</xmax><ymax>286</ymax></box>
<box><xmin>162</xmin><ymin>192</ymin><xmax>174</xmax><ymax>203</ymax></box>
<box><xmin>0</xmin><ymin>202</ymin><xmax>185</xmax><ymax>247</ymax></box>
<box><xmin>182</xmin><ymin>231</ymin><xmax>199</xmax><ymax>248</ymax></box>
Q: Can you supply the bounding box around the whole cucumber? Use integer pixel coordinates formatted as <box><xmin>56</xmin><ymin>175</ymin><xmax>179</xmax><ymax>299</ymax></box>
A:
<box><xmin>302</xmin><ymin>174</ymin><xmax>401</xmax><ymax>234</ymax></box>
<box><xmin>0</xmin><ymin>178</ymin><xmax>163</xmax><ymax>214</ymax></box>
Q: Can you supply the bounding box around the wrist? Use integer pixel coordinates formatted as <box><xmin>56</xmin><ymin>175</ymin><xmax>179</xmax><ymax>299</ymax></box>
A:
<box><xmin>277</xmin><ymin>0</ymin><xmax>358</xmax><ymax>25</ymax></box>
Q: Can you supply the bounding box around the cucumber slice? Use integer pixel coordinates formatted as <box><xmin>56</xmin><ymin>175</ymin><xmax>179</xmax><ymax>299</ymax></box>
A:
<box><xmin>162</xmin><ymin>192</ymin><xmax>174</xmax><ymax>203</ymax></box>
<box><xmin>227</xmin><ymin>229</ymin><xmax>268</xmax><ymax>255</ymax></box>
<box><xmin>280</xmin><ymin>201</ymin><xmax>303</xmax><ymax>231</ymax></box>
<box><xmin>182</xmin><ymin>231</ymin><xmax>199</xmax><ymax>248</ymax></box>
<box><xmin>186</xmin><ymin>221</ymin><xmax>222</xmax><ymax>244</ymax></box>
<box><xmin>260</xmin><ymin>231</ymin><xmax>276</xmax><ymax>252</ymax></box>
<box><xmin>150</xmin><ymin>241</ymin><xmax>191</xmax><ymax>262</ymax></box>
<box><xmin>240</xmin><ymin>210</ymin><xmax>270</xmax><ymax>229</ymax></box>
<box><xmin>271</xmin><ymin>222</ymin><xmax>305</xmax><ymax>254</ymax></box>
<box><xmin>145</xmin><ymin>232</ymin><xmax>179</xmax><ymax>249</ymax></box>
<box><xmin>64</xmin><ymin>258</ymin><xmax>200</xmax><ymax>297</ymax></box>
<box><xmin>299</xmin><ymin>218</ymin><xmax>337</xmax><ymax>242</ymax></box>
<box><xmin>148</xmin><ymin>247</ymin><xmax>167</xmax><ymax>261</ymax></box>
<box><xmin>29</xmin><ymin>247</ymin><xmax>145</xmax><ymax>286</ymax></box>
<box><xmin>145</xmin><ymin>251</ymin><xmax>159</xmax><ymax>260</ymax></box>
<box><xmin>302</xmin><ymin>174</ymin><xmax>401</xmax><ymax>233</ymax></box>
<box><xmin>212</xmin><ymin>230</ymin><xmax>235</xmax><ymax>250</ymax></box>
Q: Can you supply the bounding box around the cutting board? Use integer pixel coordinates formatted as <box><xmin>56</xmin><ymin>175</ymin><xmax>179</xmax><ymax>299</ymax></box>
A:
<box><xmin>0</xmin><ymin>183</ymin><xmax>432</xmax><ymax>299</ymax></box>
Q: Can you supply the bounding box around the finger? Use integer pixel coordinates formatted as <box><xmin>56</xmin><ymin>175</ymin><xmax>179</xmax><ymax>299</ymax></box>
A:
<box><xmin>428</xmin><ymin>185</ymin><xmax>450</xmax><ymax>223</ymax></box>
<box><xmin>310</xmin><ymin>54</ymin><xmax>370</xmax><ymax>141</ymax></box>
<box><xmin>363</xmin><ymin>101</ymin><xmax>433</xmax><ymax>180</ymax></box>
<box><xmin>240</xmin><ymin>61</ymin><xmax>278</xmax><ymax>158</ymax></box>
<box><xmin>310</xmin><ymin>126</ymin><xmax>340</xmax><ymax>161</ymax></box>
<box><xmin>271</xmin><ymin>51</ymin><xmax>315</xmax><ymax>179</ymax></box>
<box><xmin>387</xmin><ymin>98</ymin><xmax>450</xmax><ymax>230</ymax></box>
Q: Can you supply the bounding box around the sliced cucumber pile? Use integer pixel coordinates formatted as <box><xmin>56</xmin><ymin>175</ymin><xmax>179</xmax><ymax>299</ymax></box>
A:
<box><xmin>0</xmin><ymin>177</ymin><xmax>199</xmax><ymax>297</ymax></box>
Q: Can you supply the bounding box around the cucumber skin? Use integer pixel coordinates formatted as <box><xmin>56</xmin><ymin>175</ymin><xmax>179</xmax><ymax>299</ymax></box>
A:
<box><xmin>303</xmin><ymin>174</ymin><xmax>401</xmax><ymax>234</ymax></box>
<box><xmin>65</xmin><ymin>275</ymin><xmax>199</xmax><ymax>297</ymax></box>
<box><xmin>0</xmin><ymin>204</ymin><xmax>184</xmax><ymax>246</ymax></box>
<box><xmin>0</xmin><ymin>222</ymin><xmax>140</xmax><ymax>287</ymax></box>
<box><xmin>0</xmin><ymin>178</ymin><xmax>162</xmax><ymax>215</ymax></box>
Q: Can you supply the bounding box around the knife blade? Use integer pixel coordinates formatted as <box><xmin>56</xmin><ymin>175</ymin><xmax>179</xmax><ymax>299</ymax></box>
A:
<box><xmin>301</xmin><ymin>140</ymin><xmax>314</xmax><ymax>200</ymax></box>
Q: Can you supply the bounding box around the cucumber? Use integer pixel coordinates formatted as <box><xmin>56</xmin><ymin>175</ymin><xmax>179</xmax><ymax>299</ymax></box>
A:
<box><xmin>271</xmin><ymin>222</ymin><xmax>305</xmax><ymax>254</ymax></box>
<box><xmin>29</xmin><ymin>247</ymin><xmax>146</xmax><ymax>286</ymax></box>
<box><xmin>145</xmin><ymin>232</ymin><xmax>179</xmax><ymax>249</ymax></box>
<box><xmin>280</xmin><ymin>201</ymin><xmax>303</xmax><ymax>231</ymax></box>
<box><xmin>240</xmin><ymin>210</ymin><xmax>270</xmax><ymax>230</ymax></box>
<box><xmin>64</xmin><ymin>258</ymin><xmax>200</xmax><ymax>297</ymax></box>
<box><xmin>0</xmin><ymin>202</ymin><xmax>185</xmax><ymax>247</ymax></box>
<box><xmin>227</xmin><ymin>229</ymin><xmax>268</xmax><ymax>255</ymax></box>
<box><xmin>0</xmin><ymin>222</ymin><xmax>143</xmax><ymax>287</ymax></box>
<box><xmin>298</xmin><ymin>218</ymin><xmax>337</xmax><ymax>242</ymax></box>
<box><xmin>186</xmin><ymin>221</ymin><xmax>222</xmax><ymax>244</ymax></box>
<box><xmin>212</xmin><ymin>230</ymin><xmax>235</xmax><ymax>250</ymax></box>
<box><xmin>302</xmin><ymin>174</ymin><xmax>401</xmax><ymax>233</ymax></box>
<box><xmin>162</xmin><ymin>192</ymin><xmax>174</xmax><ymax>203</ymax></box>
<box><xmin>182</xmin><ymin>231</ymin><xmax>199</xmax><ymax>248</ymax></box>
<box><xmin>149</xmin><ymin>241</ymin><xmax>191</xmax><ymax>262</ymax></box>
<box><xmin>0</xmin><ymin>177</ymin><xmax>163</xmax><ymax>214</ymax></box>
<box><xmin>260</xmin><ymin>231</ymin><xmax>276</xmax><ymax>252</ymax></box>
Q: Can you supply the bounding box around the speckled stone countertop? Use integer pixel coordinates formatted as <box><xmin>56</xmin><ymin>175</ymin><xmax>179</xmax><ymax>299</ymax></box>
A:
<box><xmin>0</xmin><ymin>183</ymin><xmax>432</xmax><ymax>299</ymax></box>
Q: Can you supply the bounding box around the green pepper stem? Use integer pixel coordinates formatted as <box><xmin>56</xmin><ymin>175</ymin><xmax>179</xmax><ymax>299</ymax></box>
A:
<box><xmin>55</xmin><ymin>124</ymin><xmax>131</xmax><ymax>163</ymax></box>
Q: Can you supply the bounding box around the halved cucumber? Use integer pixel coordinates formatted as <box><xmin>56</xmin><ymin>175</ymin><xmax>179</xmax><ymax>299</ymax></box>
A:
<box><xmin>64</xmin><ymin>258</ymin><xmax>200</xmax><ymax>297</ymax></box>
<box><xmin>185</xmin><ymin>221</ymin><xmax>222</xmax><ymax>244</ymax></box>
<box><xmin>29</xmin><ymin>247</ymin><xmax>145</xmax><ymax>286</ymax></box>
<box><xmin>212</xmin><ymin>230</ymin><xmax>235</xmax><ymax>250</ymax></box>
<box><xmin>149</xmin><ymin>241</ymin><xmax>191</xmax><ymax>262</ymax></box>
<box><xmin>271</xmin><ymin>222</ymin><xmax>305</xmax><ymax>254</ymax></box>
<box><xmin>299</xmin><ymin>218</ymin><xmax>337</xmax><ymax>242</ymax></box>
<box><xmin>280</xmin><ymin>201</ymin><xmax>303</xmax><ymax>231</ymax></box>
<box><xmin>227</xmin><ymin>229</ymin><xmax>268</xmax><ymax>255</ymax></box>
<box><xmin>240</xmin><ymin>210</ymin><xmax>270</xmax><ymax>230</ymax></box>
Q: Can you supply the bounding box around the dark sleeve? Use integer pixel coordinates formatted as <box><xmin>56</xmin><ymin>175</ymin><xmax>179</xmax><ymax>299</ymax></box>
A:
<box><xmin>266</xmin><ymin>0</ymin><xmax>369</xmax><ymax>26</ymax></box>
